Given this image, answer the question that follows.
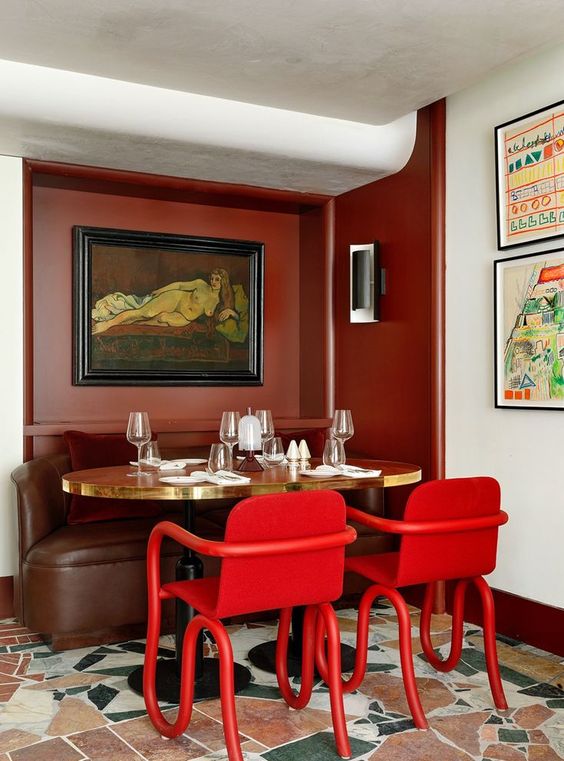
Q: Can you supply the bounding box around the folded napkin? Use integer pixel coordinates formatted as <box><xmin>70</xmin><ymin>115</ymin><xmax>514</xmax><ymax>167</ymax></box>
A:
<box><xmin>158</xmin><ymin>460</ymin><xmax>187</xmax><ymax>471</ymax></box>
<box><xmin>303</xmin><ymin>465</ymin><xmax>382</xmax><ymax>479</ymax></box>
<box><xmin>301</xmin><ymin>465</ymin><xmax>344</xmax><ymax>478</ymax></box>
<box><xmin>190</xmin><ymin>470</ymin><xmax>251</xmax><ymax>485</ymax></box>
<box><xmin>339</xmin><ymin>465</ymin><xmax>382</xmax><ymax>478</ymax></box>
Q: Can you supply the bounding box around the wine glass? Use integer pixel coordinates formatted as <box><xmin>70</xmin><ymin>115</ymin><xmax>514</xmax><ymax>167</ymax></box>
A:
<box><xmin>323</xmin><ymin>439</ymin><xmax>345</xmax><ymax>469</ymax></box>
<box><xmin>219</xmin><ymin>411</ymin><xmax>241</xmax><ymax>460</ymax></box>
<box><xmin>139</xmin><ymin>440</ymin><xmax>162</xmax><ymax>470</ymax></box>
<box><xmin>126</xmin><ymin>412</ymin><xmax>152</xmax><ymax>477</ymax></box>
<box><xmin>263</xmin><ymin>436</ymin><xmax>285</xmax><ymax>467</ymax></box>
<box><xmin>256</xmin><ymin>409</ymin><xmax>274</xmax><ymax>448</ymax></box>
<box><xmin>331</xmin><ymin>409</ymin><xmax>354</xmax><ymax>462</ymax></box>
<box><xmin>208</xmin><ymin>443</ymin><xmax>233</xmax><ymax>474</ymax></box>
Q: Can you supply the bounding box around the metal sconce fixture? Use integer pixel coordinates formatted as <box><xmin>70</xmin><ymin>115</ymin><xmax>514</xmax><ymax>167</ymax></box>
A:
<box><xmin>350</xmin><ymin>241</ymin><xmax>386</xmax><ymax>323</ymax></box>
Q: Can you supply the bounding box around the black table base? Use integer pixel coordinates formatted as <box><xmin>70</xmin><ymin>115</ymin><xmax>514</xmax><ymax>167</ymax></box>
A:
<box><xmin>247</xmin><ymin>640</ymin><xmax>356</xmax><ymax>677</ymax></box>
<box><xmin>128</xmin><ymin>657</ymin><xmax>252</xmax><ymax>704</ymax></box>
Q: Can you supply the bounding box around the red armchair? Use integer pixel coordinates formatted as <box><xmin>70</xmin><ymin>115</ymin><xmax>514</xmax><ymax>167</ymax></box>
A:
<box><xmin>318</xmin><ymin>477</ymin><xmax>509</xmax><ymax>729</ymax></box>
<box><xmin>143</xmin><ymin>490</ymin><xmax>356</xmax><ymax>761</ymax></box>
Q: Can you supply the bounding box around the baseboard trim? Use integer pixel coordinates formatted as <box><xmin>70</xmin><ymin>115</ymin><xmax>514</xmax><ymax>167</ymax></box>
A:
<box><xmin>463</xmin><ymin>585</ymin><xmax>564</xmax><ymax>657</ymax></box>
<box><xmin>404</xmin><ymin>583</ymin><xmax>563</xmax><ymax>656</ymax></box>
<box><xmin>0</xmin><ymin>576</ymin><xmax>14</xmax><ymax>619</ymax></box>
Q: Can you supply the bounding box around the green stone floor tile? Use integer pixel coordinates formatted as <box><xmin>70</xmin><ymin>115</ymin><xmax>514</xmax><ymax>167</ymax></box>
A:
<box><xmin>519</xmin><ymin>683</ymin><xmax>564</xmax><ymax>698</ymax></box>
<box><xmin>238</xmin><ymin>683</ymin><xmax>283</xmax><ymax>699</ymax></box>
<box><xmin>262</xmin><ymin>733</ymin><xmax>375</xmax><ymax>761</ymax></box>
<box><xmin>105</xmin><ymin>709</ymin><xmax>149</xmax><ymax>722</ymax></box>
<box><xmin>498</xmin><ymin>728</ymin><xmax>529</xmax><ymax>743</ymax></box>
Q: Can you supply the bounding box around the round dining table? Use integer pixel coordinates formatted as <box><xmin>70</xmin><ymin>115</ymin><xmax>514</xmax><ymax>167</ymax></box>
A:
<box><xmin>62</xmin><ymin>457</ymin><xmax>421</xmax><ymax>702</ymax></box>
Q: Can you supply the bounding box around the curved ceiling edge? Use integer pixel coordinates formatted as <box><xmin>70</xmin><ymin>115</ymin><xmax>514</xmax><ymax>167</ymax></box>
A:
<box><xmin>0</xmin><ymin>59</ymin><xmax>417</xmax><ymax>194</ymax></box>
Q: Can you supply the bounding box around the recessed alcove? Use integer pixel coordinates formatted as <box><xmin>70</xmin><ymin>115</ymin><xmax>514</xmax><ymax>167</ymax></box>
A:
<box><xmin>24</xmin><ymin>161</ymin><xmax>334</xmax><ymax>457</ymax></box>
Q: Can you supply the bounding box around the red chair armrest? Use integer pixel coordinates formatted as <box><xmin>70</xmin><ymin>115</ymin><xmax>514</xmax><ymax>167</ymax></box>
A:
<box><xmin>346</xmin><ymin>506</ymin><xmax>508</xmax><ymax>535</ymax></box>
<box><xmin>151</xmin><ymin>520</ymin><xmax>356</xmax><ymax>558</ymax></box>
<box><xmin>147</xmin><ymin>520</ymin><xmax>356</xmax><ymax>597</ymax></box>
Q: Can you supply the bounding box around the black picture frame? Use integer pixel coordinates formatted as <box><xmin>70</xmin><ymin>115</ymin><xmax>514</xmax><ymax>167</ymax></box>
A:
<box><xmin>494</xmin><ymin>246</ymin><xmax>564</xmax><ymax>409</ymax></box>
<box><xmin>73</xmin><ymin>226</ymin><xmax>264</xmax><ymax>386</ymax></box>
<box><xmin>495</xmin><ymin>99</ymin><xmax>564</xmax><ymax>250</ymax></box>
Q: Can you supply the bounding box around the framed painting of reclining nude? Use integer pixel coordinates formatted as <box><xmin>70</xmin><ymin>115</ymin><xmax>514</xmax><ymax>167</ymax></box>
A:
<box><xmin>73</xmin><ymin>226</ymin><xmax>264</xmax><ymax>386</ymax></box>
<box><xmin>494</xmin><ymin>247</ymin><xmax>564</xmax><ymax>409</ymax></box>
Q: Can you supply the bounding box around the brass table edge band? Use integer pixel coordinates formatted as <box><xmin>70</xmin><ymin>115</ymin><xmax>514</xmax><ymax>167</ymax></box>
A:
<box><xmin>62</xmin><ymin>469</ymin><xmax>422</xmax><ymax>500</ymax></box>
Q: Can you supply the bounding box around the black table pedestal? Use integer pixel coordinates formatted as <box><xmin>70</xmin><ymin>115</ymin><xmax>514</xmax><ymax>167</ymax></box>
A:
<box><xmin>127</xmin><ymin>656</ymin><xmax>252</xmax><ymax>703</ymax></box>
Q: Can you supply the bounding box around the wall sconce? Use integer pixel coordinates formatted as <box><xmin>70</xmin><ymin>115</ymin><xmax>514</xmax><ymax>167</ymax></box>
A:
<box><xmin>350</xmin><ymin>241</ymin><xmax>386</xmax><ymax>323</ymax></box>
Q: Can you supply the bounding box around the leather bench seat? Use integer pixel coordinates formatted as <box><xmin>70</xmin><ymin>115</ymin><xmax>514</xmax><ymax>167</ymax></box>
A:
<box><xmin>25</xmin><ymin>513</ymin><xmax>184</xmax><ymax>567</ymax></box>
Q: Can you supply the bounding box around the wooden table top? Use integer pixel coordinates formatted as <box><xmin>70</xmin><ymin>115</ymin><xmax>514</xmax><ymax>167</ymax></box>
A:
<box><xmin>62</xmin><ymin>458</ymin><xmax>422</xmax><ymax>501</ymax></box>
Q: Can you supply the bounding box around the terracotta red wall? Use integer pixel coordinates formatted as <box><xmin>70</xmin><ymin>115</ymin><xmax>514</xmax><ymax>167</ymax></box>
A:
<box><xmin>334</xmin><ymin>108</ymin><xmax>434</xmax><ymax>495</ymax></box>
<box><xmin>32</xmin><ymin>186</ymin><xmax>302</xmax><ymax>424</ymax></box>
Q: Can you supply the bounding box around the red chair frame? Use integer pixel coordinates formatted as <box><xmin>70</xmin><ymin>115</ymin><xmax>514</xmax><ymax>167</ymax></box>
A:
<box><xmin>143</xmin><ymin>519</ymin><xmax>356</xmax><ymax>761</ymax></box>
<box><xmin>316</xmin><ymin>505</ymin><xmax>509</xmax><ymax>730</ymax></box>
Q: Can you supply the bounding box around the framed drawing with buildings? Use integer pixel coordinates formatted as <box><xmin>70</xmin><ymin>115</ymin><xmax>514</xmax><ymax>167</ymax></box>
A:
<box><xmin>495</xmin><ymin>100</ymin><xmax>564</xmax><ymax>249</ymax></box>
<box><xmin>73</xmin><ymin>226</ymin><xmax>264</xmax><ymax>386</ymax></box>
<box><xmin>494</xmin><ymin>247</ymin><xmax>564</xmax><ymax>409</ymax></box>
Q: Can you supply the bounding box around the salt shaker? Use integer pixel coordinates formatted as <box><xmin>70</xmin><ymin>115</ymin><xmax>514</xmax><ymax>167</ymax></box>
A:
<box><xmin>298</xmin><ymin>439</ymin><xmax>311</xmax><ymax>470</ymax></box>
<box><xmin>286</xmin><ymin>439</ymin><xmax>300</xmax><ymax>467</ymax></box>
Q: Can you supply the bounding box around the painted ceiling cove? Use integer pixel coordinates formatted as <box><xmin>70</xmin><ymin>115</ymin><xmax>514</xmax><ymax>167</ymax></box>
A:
<box><xmin>1</xmin><ymin>0</ymin><xmax>564</xmax><ymax>192</ymax></box>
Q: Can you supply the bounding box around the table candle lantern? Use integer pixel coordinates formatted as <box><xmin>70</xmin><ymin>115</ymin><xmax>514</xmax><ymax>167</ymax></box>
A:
<box><xmin>238</xmin><ymin>408</ymin><xmax>264</xmax><ymax>471</ymax></box>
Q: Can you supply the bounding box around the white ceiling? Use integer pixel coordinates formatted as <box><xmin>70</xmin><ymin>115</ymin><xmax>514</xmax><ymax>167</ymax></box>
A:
<box><xmin>1</xmin><ymin>0</ymin><xmax>564</xmax><ymax>192</ymax></box>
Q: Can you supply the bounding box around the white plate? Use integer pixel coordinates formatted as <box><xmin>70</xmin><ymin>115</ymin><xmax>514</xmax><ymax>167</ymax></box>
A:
<box><xmin>158</xmin><ymin>476</ymin><xmax>207</xmax><ymax>485</ymax></box>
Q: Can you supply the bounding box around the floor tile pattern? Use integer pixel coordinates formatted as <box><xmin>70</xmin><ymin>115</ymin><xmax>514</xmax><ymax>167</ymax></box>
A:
<box><xmin>0</xmin><ymin>602</ymin><xmax>562</xmax><ymax>760</ymax></box>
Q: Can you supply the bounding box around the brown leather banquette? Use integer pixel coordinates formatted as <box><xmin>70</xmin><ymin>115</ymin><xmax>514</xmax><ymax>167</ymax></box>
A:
<box><xmin>11</xmin><ymin>437</ymin><xmax>390</xmax><ymax>651</ymax></box>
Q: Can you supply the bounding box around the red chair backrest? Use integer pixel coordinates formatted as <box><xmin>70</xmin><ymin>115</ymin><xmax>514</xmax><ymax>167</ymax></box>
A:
<box><xmin>215</xmin><ymin>490</ymin><xmax>347</xmax><ymax>618</ymax></box>
<box><xmin>396</xmin><ymin>477</ymin><xmax>502</xmax><ymax>586</ymax></box>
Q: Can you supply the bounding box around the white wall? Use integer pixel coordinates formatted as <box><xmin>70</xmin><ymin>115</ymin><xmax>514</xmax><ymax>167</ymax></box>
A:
<box><xmin>0</xmin><ymin>155</ymin><xmax>22</xmax><ymax>577</ymax></box>
<box><xmin>446</xmin><ymin>44</ymin><xmax>564</xmax><ymax>609</ymax></box>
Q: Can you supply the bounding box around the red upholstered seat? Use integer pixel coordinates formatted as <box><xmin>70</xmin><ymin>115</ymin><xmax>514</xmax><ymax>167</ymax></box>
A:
<box><xmin>345</xmin><ymin>551</ymin><xmax>399</xmax><ymax>587</ymax></box>
<box><xmin>321</xmin><ymin>477</ymin><xmax>509</xmax><ymax>731</ymax></box>
<box><xmin>143</xmin><ymin>490</ymin><xmax>356</xmax><ymax>761</ymax></box>
<box><xmin>163</xmin><ymin>577</ymin><xmax>220</xmax><ymax>619</ymax></box>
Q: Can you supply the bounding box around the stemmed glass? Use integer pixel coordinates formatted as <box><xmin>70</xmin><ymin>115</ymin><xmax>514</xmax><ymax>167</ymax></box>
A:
<box><xmin>331</xmin><ymin>409</ymin><xmax>354</xmax><ymax>463</ymax></box>
<box><xmin>255</xmin><ymin>409</ymin><xmax>274</xmax><ymax>450</ymax></box>
<box><xmin>219</xmin><ymin>411</ymin><xmax>241</xmax><ymax>461</ymax></box>
<box><xmin>126</xmin><ymin>412</ymin><xmax>152</xmax><ymax>477</ymax></box>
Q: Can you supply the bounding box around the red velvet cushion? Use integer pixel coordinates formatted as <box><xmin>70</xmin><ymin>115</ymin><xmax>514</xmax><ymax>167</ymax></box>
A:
<box><xmin>279</xmin><ymin>429</ymin><xmax>327</xmax><ymax>458</ymax></box>
<box><xmin>64</xmin><ymin>430</ymin><xmax>163</xmax><ymax>525</ymax></box>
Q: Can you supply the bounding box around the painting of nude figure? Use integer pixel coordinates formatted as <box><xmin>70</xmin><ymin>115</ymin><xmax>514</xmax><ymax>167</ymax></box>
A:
<box><xmin>73</xmin><ymin>226</ymin><xmax>264</xmax><ymax>386</ymax></box>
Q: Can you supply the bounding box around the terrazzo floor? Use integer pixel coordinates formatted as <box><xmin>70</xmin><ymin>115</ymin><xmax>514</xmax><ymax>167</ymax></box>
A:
<box><xmin>0</xmin><ymin>601</ymin><xmax>563</xmax><ymax>760</ymax></box>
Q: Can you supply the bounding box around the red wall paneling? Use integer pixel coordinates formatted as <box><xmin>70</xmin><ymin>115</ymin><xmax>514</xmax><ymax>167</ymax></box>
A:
<box><xmin>23</xmin><ymin>161</ymin><xmax>333</xmax><ymax>458</ymax></box>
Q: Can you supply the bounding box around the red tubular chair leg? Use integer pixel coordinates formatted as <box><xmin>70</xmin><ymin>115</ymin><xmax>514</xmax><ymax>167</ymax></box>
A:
<box><xmin>205</xmin><ymin>617</ymin><xmax>244</xmax><ymax>761</ymax></box>
<box><xmin>381</xmin><ymin>586</ymin><xmax>428</xmax><ymax>730</ymax></box>
<box><xmin>420</xmin><ymin>580</ymin><xmax>468</xmax><ymax>672</ymax></box>
<box><xmin>276</xmin><ymin>606</ymin><xmax>315</xmax><ymax>710</ymax></box>
<box><xmin>144</xmin><ymin>608</ymin><xmax>199</xmax><ymax>738</ymax></box>
<box><xmin>317</xmin><ymin>603</ymin><xmax>352</xmax><ymax>760</ymax></box>
<box><xmin>473</xmin><ymin>576</ymin><xmax>508</xmax><ymax>710</ymax></box>
<box><xmin>315</xmin><ymin>584</ymin><xmax>379</xmax><ymax>694</ymax></box>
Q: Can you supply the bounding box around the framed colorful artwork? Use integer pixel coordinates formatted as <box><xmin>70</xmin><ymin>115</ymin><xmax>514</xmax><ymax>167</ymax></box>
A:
<box><xmin>495</xmin><ymin>99</ymin><xmax>564</xmax><ymax>249</ymax></box>
<box><xmin>494</xmin><ymin>247</ymin><xmax>564</xmax><ymax>409</ymax></box>
<box><xmin>73</xmin><ymin>226</ymin><xmax>264</xmax><ymax>386</ymax></box>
